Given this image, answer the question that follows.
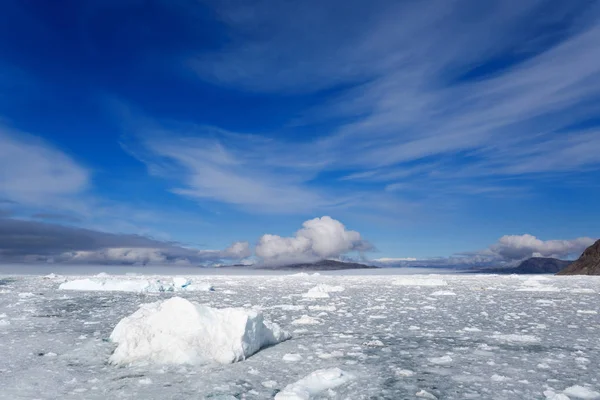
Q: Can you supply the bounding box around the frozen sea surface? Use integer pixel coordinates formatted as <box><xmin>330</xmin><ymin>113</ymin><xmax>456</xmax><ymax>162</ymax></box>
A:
<box><xmin>0</xmin><ymin>272</ymin><xmax>599</xmax><ymax>399</ymax></box>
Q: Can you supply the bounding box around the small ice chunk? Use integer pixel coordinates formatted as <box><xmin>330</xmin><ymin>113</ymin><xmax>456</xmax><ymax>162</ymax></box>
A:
<box><xmin>544</xmin><ymin>390</ymin><xmax>571</xmax><ymax>400</ymax></box>
<box><xmin>310</xmin><ymin>284</ymin><xmax>344</xmax><ymax>293</ymax></box>
<box><xmin>392</xmin><ymin>278</ymin><xmax>447</xmax><ymax>286</ymax></box>
<box><xmin>563</xmin><ymin>385</ymin><xmax>600</xmax><ymax>399</ymax></box>
<box><xmin>283</xmin><ymin>353</ymin><xmax>303</xmax><ymax>362</ymax></box>
<box><xmin>363</xmin><ymin>340</ymin><xmax>384</xmax><ymax>347</ymax></box>
<box><xmin>302</xmin><ymin>284</ymin><xmax>344</xmax><ymax>298</ymax></box>
<box><xmin>428</xmin><ymin>355</ymin><xmax>452</xmax><ymax>365</ymax></box>
<box><xmin>490</xmin><ymin>334</ymin><xmax>540</xmax><ymax>344</ymax></box>
<box><xmin>430</xmin><ymin>291</ymin><xmax>456</xmax><ymax>296</ymax></box>
<box><xmin>291</xmin><ymin>315</ymin><xmax>321</xmax><ymax>325</ymax></box>
<box><xmin>394</xmin><ymin>369</ymin><xmax>415</xmax><ymax>377</ymax></box>
<box><xmin>109</xmin><ymin>297</ymin><xmax>290</xmax><ymax>365</ymax></box>
<box><xmin>275</xmin><ymin>368</ymin><xmax>354</xmax><ymax>400</ymax></box>
<box><xmin>416</xmin><ymin>389</ymin><xmax>438</xmax><ymax>399</ymax></box>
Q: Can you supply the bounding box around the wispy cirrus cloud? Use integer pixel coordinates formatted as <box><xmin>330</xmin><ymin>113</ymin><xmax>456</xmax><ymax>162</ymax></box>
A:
<box><xmin>177</xmin><ymin>0</ymin><xmax>600</xmax><ymax>213</ymax></box>
<box><xmin>121</xmin><ymin>125</ymin><xmax>352</xmax><ymax>214</ymax></box>
<box><xmin>0</xmin><ymin>128</ymin><xmax>89</xmax><ymax>206</ymax></box>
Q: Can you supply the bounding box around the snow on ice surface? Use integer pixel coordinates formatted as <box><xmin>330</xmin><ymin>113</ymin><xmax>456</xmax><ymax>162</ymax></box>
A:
<box><xmin>0</xmin><ymin>272</ymin><xmax>600</xmax><ymax>399</ymax></box>
<box><xmin>110</xmin><ymin>297</ymin><xmax>290</xmax><ymax>365</ymax></box>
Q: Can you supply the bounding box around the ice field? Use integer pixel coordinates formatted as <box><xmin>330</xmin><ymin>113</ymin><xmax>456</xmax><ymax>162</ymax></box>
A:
<box><xmin>1</xmin><ymin>271</ymin><xmax>599</xmax><ymax>399</ymax></box>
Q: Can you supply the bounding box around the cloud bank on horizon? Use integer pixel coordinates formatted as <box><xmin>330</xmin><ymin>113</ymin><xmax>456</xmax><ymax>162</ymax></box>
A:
<box><xmin>0</xmin><ymin>218</ymin><xmax>251</xmax><ymax>266</ymax></box>
<box><xmin>0</xmin><ymin>216</ymin><xmax>593</xmax><ymax>267</ymax></box>
<box><xmin>373</xmin><ymin>234</ymin><xmax>595</xmax><ymax>268</ymax></box>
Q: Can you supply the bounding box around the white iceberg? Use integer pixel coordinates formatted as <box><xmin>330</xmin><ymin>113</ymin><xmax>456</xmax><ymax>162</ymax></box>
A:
<box><xmin>109</xmin><ymin>297</ymin><xmax>290</xmax><ymax>365</ymax></box>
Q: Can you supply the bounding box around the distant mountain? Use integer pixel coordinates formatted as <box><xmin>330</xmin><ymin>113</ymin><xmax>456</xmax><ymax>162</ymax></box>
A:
<box><xmin>556</xmin><ymin>239</ymin><xmax>600</xmax><ymax>275</ymax></box>
<box><xmin>259</xmin><ymin>259</ymin><xmax>378</xmax><ymax>271</ymax></box>
<box><xmin>470</xmin><ymin>257</ymin><xmax>571</xmax><ymax>274</ymax></box>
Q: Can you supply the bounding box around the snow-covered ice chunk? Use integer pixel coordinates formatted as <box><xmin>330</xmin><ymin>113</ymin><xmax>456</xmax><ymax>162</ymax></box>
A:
<box><xmin>310</xmin><ymin>284</ymin><xmax>344</xmax><ymax>293</ymax></box>
<box><xmin>544</xmin><ymin>390</ymin><xmax>571</xmax><ymax>400</ymax></box>
<box><xmin>308</xmin><ymin>305</ymin><xmax>336</xmax><ymax>312</ymax></box>
<box><xmin>394</xmin><ymin>369</ymin><xmax>415</xmax><ymax>377</ymax></box>
<box><xmin>109</xmin><ymin>297</ymin><xmax>290</xmax><ymax>365</ymax></box>
<box><xmin>392</xmin><ymin>278</ymin><xmax>447</xmax><ymax>287</ymax></box>
<box><xmin>490</xmin><ymin>334</ymin><xmax>540</xmax><ymax>344</ymax></box>
<box><xmin>363</xmin><ymin>340</ymin><xmax>384</xmax><ymax>347</ymax></box>
<box><xmin>430</xmin><ymin>290</ymin><xmax>456</xmax><ymax>296</ymax></box>
<box><xmin>416</xmin><ymin>389</ymin><xmax>438</xmax><ymax>399</ymax></box>
<box><xmin>275</xmin><ymin>368</ymin><xmax>354</xmax><ymax>400</ymax></box>
<box><xmin>302</xmin><ymin>284</ymin><xmax>344</xmax><ymax>298</ymax></box>
<box><xmin>563</xmin><ymin>385</ymin><xmax>600</xmax><ymax>399</ymax></box>
<box><xmin>428</xmin><ymin>355</ymin><xmax>452</xmax><ymax>365</ymax></box>
<box><xmin>283</xmin><ymin>353</ymin><xmax>303</xmax><ymax>362</ymax></box>
<box><xmin>571</xmin><ymin>288</ymin><xmax>596</xmax><ymax>294</ymax></box>
<box><xmin>301</xmin><ymin>291</ymin><xmax>330</xmax><ymax>299</ymax></box>
<box><xmin>291</xmin><ymin>315</ymin><xmax>321</xmax><ymax>325</ymax></box>
<box><xmin>517</xmin><ymin>278</ymin><xmax>561</xmax><ymax>292</ymax></box>
<box><xmin>59</xmin><ymin>278</ymin><xmax>213</xmax><ymax>293</ymax></box>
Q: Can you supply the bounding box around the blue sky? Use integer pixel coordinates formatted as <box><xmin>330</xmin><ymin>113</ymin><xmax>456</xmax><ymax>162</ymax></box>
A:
<box><xmin>0</xmin><ymin>0</ymin><xmax>599</xmax><ymax>266</ymax></box>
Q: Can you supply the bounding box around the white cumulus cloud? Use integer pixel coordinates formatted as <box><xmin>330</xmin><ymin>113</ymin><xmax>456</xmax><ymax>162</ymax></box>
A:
<box><xmin>371</xmin><ymin>234</ymin><xmax>596</xmax><ymax>269</ymax></box>
<box><xmin>255</xmin><ymin>216</ymin><xmax>371</xmax><ymax>264</ymax></box>
<box><xmin>490</xmin><ymin>234</ymin><xmax>595</xmax><ymax>261</ymax></box>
